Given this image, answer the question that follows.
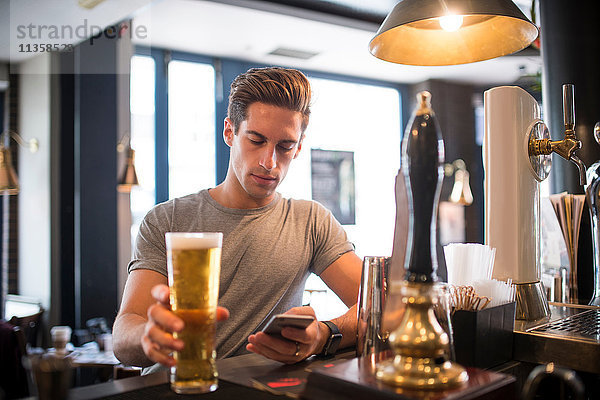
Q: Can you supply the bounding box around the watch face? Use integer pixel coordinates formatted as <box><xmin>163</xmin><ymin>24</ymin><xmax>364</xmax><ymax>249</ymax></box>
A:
<box><xmin>327</xmin><ymin>333</ymin><xmax>343</xmax><ymax>355</ymax></box>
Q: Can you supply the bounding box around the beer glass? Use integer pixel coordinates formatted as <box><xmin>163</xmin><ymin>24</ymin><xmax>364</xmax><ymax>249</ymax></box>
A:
<box><xmin>165</xmin><ymin>232</ymin><xmax>222</xmax><ymax>394</ymax></box>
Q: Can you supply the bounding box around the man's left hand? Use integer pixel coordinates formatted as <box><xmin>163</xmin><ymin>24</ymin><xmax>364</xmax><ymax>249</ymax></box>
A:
<box><xmin>246</xmin><ymin>306</ymin><xmax>326</xmax><ymax>364</ymax></box>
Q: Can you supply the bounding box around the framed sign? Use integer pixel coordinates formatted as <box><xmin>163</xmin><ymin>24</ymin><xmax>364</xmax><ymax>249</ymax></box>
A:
<box><xmin>311</xmin><ymin>149</ymin><xmax>355</xmax><ymax>225</ymax></box>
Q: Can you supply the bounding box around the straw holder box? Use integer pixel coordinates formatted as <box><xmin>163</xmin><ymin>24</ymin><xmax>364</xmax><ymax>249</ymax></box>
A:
<box><xmin>451</xmin><ymin>301</ymin><xmax>516</xmax><ymax>369</ymax></box>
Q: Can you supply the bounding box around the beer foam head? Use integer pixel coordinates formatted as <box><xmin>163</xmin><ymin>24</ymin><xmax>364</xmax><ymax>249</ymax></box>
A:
<box><xmin>166</xmin><ymin>232</ymin><xmax>223</xmax><ymax>250</ymax></box>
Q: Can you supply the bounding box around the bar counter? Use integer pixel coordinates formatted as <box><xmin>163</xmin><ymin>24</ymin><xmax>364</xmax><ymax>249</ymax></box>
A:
<box><xmin>21</xmin><ymin>304</ymin><xmax>600</xmax><ymax>399</ymax></box>
<box><xmin>38</xmin><ymin>351</ymin><xmax>516</xmax><ymax>400</ymax></box>
<box><xmin>514</xmin><ymin>302</ymin><xmax>600</xmax><ymax>375</ymax></box>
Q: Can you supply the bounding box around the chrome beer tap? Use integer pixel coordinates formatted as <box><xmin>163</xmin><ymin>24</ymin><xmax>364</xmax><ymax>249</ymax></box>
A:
<box><xmin>521</xmin><ymin>83</ymin><xmax>586</xmax><ymax>311</ymax></box>
<box><xmin>529</xmin><ymin>84</ymin><xmax>587</xmax><ymax>186</ymax></box>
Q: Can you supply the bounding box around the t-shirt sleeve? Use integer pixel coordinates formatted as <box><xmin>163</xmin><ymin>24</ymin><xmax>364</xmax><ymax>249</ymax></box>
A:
<box><xmin>127</xmin><ymin>203</ymin><xmax>173</xmax><ymax>277</ymax></box>
<box><xmin>309</xmin><ymin>202</ymin><xmax>355</xmax><ymax>276</ymax></box>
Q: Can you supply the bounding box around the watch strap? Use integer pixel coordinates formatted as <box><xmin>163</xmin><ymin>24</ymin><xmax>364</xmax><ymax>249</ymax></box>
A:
<box><xmin>319</xmin><ymin>320</ymin><xmax>342</xmax><ymax>357</ymax></box>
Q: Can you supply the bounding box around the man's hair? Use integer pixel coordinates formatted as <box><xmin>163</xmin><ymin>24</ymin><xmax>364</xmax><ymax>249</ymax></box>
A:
<box><xmin>228</xmin><ymin>67</ymin><xmax>312</xmax><ymax>134</ymax></box>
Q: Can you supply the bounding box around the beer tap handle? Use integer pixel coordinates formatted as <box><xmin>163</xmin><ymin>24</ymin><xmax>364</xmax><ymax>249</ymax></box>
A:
<box><xmin>563</xmin><ymin>84</ymin><xmax>575</xmax><ymax>134</ymax></box>
<box><xmin>562</xmin><ymin>84</ymin><xmax>586</xmax><ymax>185</ymax></box>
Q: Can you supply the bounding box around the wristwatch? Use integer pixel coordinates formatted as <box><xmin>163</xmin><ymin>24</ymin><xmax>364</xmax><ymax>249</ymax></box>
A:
<box><xmin>319</xmin><ymin>321</ymin><xmax>343</xmax><ymax>357</ymax></box>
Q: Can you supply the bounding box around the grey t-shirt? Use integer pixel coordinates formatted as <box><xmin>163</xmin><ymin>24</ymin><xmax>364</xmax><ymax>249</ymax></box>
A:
<box><xmin>128</xmin><ymin>189</ymin><xmax>353</xmax><ymax>365</ymax></box>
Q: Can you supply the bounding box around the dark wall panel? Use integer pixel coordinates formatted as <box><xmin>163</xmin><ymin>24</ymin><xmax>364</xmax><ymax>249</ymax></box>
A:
<box><xmin>51</xmin><ymin>35</ymin><xmax>122</xmax><ymax>328</ymax></box>
<box><xmin>57</xmin><ymin>53</ymin><xmax>76</xmax><ymax>327</ymax></box>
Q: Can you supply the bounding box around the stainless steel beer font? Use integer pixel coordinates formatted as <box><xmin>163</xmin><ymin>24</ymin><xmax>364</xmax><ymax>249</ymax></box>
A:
<box><xmin>485</xmin><ymin>84</ymin><xmax>587</xmax><ymax>321</ymax></box>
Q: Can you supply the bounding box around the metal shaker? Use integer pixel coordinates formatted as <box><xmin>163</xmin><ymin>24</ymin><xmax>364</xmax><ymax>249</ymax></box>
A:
<box><xmin>356</xmin><ymin>256</ymin><xmax>389</xmax><ymax>359</ymax></box>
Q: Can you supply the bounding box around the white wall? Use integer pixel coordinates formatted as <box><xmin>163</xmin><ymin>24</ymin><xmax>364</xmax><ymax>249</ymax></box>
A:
<box><xmin>116</xmin><ymin>24</ymin><xmax>134</xmax><ymax>306</ymax></box>
<box><xmin>17</xmin><ymin>53</ymin><xmax>51</xmax><ymax>310</ymax></box>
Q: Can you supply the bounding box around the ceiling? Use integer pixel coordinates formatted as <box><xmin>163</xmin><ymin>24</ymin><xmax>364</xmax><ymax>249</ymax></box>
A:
<box><xmin>1</xmin><ymin>0</ymin><xmax>543</xmax><ymax>85</ymax></box>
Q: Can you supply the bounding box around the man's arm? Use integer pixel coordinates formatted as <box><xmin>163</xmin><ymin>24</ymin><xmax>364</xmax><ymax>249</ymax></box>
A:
<box><xmin>247</xmin><ymin>251</ymin><xmax>362</xmax><ymax>362</ymax></box>
<box><xmin>112</xmin><ymin>269</ymin><xmax>183</xmax><ymax>367</ymax></box>
<box><xmin>113</xmin><ymin>269</ymin><xmax>230</xmax><ymax>367</ymax></box>
<box><xmin>314</xmin><ymin>250</ymin><xmax>363</xmax><ymax>352</ymax></box>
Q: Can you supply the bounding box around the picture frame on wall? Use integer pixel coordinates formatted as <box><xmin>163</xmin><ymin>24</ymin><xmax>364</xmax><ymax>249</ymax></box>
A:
<box><xmin>311</xmin><ymin>149</ymin><xmax>356</xmax><ymax>225</ymax></box>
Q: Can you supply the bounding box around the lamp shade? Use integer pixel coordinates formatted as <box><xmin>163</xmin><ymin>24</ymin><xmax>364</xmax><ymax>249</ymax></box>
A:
<box><xmin>369</xmin><ymin>0</ymin><xmax>538</xmax><ymax>66</ymax></box>
<box><xmin>0</xmin><ymin>147</ymin><xmax>19</xmax><ymax>195</ymax></box>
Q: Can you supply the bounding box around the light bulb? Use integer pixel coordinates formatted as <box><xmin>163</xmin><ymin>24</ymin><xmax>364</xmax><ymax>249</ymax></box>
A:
<box><xmin>439</xmin><ymin>14</ymin><xmax>464</xmax><ymax>32</ymax></box>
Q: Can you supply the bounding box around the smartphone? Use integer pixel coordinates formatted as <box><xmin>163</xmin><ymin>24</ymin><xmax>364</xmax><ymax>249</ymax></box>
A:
<box><xmin>262</xmin><ymin>314</ymin><xmax>315</xmax><ymax>336</ymax></box>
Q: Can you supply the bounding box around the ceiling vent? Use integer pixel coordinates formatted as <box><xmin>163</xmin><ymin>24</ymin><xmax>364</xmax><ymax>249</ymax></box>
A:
<box><xmin>268</xmin><ymin>47</ymin><xmax>319</xmax><ymax>60</ymax></box>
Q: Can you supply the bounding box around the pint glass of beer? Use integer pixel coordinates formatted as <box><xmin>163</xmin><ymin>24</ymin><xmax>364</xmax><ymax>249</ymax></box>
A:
<box><xmin>165</xmin><ymin>232</ymin><xmax>222</xmax><ymax>394</ymax></box>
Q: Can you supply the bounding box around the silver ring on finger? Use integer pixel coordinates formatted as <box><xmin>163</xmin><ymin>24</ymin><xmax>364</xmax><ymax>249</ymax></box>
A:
<box><xmin>294</xmin><ymin>341</ymin><xmax>300</xmax><ymax>357</ymax></box>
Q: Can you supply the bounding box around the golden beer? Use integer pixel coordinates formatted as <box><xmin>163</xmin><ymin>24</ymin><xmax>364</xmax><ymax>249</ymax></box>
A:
<box><xmin>166</xmin><ymin>232</ymin><xmax>222</xmax><ymax>394</ymax></box>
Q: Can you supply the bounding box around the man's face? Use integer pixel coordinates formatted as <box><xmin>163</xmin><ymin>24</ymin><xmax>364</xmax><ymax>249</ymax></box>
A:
<box><xmin>224</xmin><ymin>102</ymin><xmax>304</xmax><ymax>206</ymax></box>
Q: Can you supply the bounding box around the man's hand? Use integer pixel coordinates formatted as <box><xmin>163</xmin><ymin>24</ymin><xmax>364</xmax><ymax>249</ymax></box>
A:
<box><xmin>141</xmin><ymin>284</ymin><xmax>229</xmax><ymax>367</ymax></box>
<box><xmin>246</xmin><ymin>306</ymin><xmax>327</xmax><ymax>364</ymax></box>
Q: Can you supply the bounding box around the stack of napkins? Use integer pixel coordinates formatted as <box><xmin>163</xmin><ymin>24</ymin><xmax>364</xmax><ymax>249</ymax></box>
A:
<box><xmin>444</xmin><ymin>243</ymin><xmax>515</xmax><ymax>309</ymax></box>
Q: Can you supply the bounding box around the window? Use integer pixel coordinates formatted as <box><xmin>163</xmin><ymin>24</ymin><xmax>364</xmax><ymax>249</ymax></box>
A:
<box><xmin>130</xmin><ymin>55</ymin><xmax>156</xmax><ymax>243</ymax></box>
<box><xmin>279</xmin><ymin>76</ymin><xmax>401</xmax><ymax>320</ymax></box>
<box><xmin>167</xmin><ymin>61</ymin><xmax>216</xmax><ymax>199</ymax></box>
<box><xmin>130</xmin><ymin>55</ymin><xmax>216</xmax><ymax>247</ymax></box>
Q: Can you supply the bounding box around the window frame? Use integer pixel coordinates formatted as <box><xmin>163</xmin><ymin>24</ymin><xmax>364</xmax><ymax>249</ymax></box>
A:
<box><xmin>133</xmin><ymin>46</ymin><xmax>409</xmax><ymax>206</ymax></box>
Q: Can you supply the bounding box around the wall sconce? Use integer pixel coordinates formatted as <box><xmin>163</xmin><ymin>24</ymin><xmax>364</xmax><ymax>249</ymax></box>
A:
<box><xmin>0</xmin><ymin>131</ymin><xmax>39</xmax><ymax>195</ymax></box>
<box><xmin>117</xmin><ymin>133</ymin><xmax>139</xmax><ymax>193</ymax></box>
<box><xmin>444</xmin><ymin>159</ymin><xmax>473</xmax><ymax>206</ymax></box>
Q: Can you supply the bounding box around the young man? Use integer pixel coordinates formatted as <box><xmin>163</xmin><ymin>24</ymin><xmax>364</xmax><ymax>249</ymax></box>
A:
<box><xmin>113</xmin><ymin>67</ymin><xmax>362</xmax><ymax>371</ymax></box>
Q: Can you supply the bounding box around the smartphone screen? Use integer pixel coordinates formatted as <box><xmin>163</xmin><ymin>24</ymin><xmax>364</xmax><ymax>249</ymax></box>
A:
<box><xmin>262</xmin><ymin>314</ymin><xmax>315</xmax><ymax>336</ymax></box>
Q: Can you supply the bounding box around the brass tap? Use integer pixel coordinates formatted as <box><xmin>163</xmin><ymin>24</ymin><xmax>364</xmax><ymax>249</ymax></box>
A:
<box><xmin>529</xmin><ymin>84</ymin><xmax>586</xmax><ymax>185</ymax></box>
